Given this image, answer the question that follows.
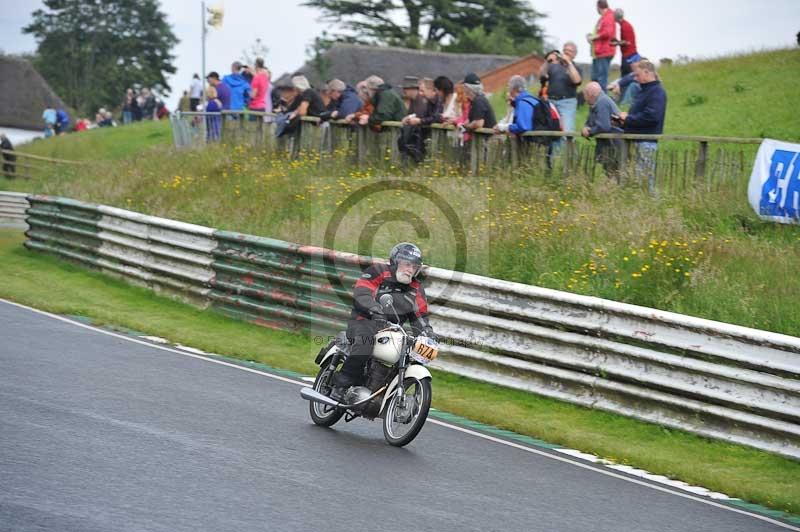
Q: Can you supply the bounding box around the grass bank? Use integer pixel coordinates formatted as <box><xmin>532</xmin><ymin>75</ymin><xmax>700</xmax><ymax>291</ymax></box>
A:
<box><xmin>1</xmin><ymin>229</ymin><xmax>797</xmax><ymax>517</ymax></box>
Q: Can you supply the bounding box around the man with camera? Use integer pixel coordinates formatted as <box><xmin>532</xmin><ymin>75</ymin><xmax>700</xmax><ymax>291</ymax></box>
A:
<box><xmin>538</xmin><ymin>42</ymin><xmax>582</xmax><ymax>135</ymax></box>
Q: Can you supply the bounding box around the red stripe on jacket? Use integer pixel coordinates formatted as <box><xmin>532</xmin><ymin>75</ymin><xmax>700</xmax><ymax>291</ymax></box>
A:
<box><xmin>411</xmin><ymin>280</ymin><xmax>428</xmax><ymax>317</ymax></box>
<box><xmin>354</xmin><ymin>270</ymin><xmax>392</xmax><ymax>297</ymax></box>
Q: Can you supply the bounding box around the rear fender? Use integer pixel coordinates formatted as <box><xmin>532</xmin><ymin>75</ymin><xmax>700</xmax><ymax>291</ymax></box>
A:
<box><xmin>379</xmin><ymin>365</ymin><xmax>432</xmax><ymax>414</ymax></box>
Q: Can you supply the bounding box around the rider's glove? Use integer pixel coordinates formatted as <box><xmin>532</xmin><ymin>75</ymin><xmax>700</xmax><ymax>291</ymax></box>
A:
<box><xmin>422</xmin><ymin>326</ymin><xmax>438</xmax><ymax>342</ymax></box>
<box><xmin>368</xmin><ymin>305</ymin><xmax>387</xmax><ymax>321</ymax></box>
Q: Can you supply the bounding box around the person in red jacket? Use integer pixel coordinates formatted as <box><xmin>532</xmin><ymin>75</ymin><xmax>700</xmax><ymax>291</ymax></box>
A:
<box><xmin>613</xmin><ymin>8</ymin><xmax>638</xmax><ymax>77</ymax></box>
<box><xmin>586</xmin><ymin>0</ymin><xmax>616</xmax><ymax>91</ymax></box>
<box><xmin>332</xmin><ymin>243</ymin><xmax>435</xmax><ymax>391</ymax></box>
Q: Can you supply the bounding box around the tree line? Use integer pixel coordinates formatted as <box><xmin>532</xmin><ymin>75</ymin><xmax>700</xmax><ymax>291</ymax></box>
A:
<box><xmin>22</xmin><ymin>0</ymin><xmax>545</xmax><ymax>116</ymax></box>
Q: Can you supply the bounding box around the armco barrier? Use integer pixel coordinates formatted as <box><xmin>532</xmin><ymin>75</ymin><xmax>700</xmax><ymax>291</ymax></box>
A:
<box><xmin>20</xmin><ymin>193</ymin><xmax>800</xmax><ymax>459</ymax></box>
<box><xmin>24</xmin><ymin>195</ymin><xmax>216</xmax><ymax>303</ymax></box>
<box><xmin>0</xmin><ymin>191</ymin><xmax>30</xmax><ymax>229</ymax></box>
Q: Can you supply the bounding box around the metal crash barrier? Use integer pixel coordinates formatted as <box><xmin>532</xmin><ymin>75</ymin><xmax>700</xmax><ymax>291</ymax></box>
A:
<box><xmin>19</xmin><ymin>193</ymin><xmax>800</xmax><ymax>459</ymax></box>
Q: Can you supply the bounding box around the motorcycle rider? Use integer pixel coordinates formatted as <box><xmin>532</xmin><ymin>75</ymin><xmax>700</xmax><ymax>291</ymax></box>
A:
<box><xmin>332</xmin><ymin>242</ymin><xmax>436</xmax><ymax>391</ymax></box>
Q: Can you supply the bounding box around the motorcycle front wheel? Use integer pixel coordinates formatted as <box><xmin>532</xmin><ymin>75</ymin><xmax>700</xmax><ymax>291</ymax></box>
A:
<box><xmin>382</xmin><ymin>377</ymin><xmax>432</xmax><ymax>447</ymax></box>
<box><xmin>309</xmin><ymin>365</ymin><xmax>345</xmax><ymax>427</ymax></box>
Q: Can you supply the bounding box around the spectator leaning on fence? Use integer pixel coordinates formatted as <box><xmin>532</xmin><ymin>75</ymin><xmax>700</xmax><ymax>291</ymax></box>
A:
<box><xmin>435</xmin><ymin>76</ymin><xmax>458</xmax><ymax>122</ymax></box>
<box><xmin>462</xmin><ymin>72</ymin><xmax>497</xmax><ymax>132</ymax></box>
<box><xmin>495</xmin><ymin>75</ymin><xmax>536</xmax><ymax>136</ymax></box>
<box><xmin>345</xmin><ymin>81</ymin><xmax>374</xmax><ymax>126</ymax></box>
<box><xmin>617</xmin><ymin>59</ymin><xmax>667</xmax><ymax>194</ymax></box>
<box><xmin>582</xmin><ymin>81</ymin><xmax>623</xmax><ymax>177</ymax></box>
<box><xmin>587</xmin><ymin>0</ymin><xmax>616</xmax><ymax>92</ymax></box>
<box><xmin>326</xmin><ymin>79</ymin><xmax>362</xmax><ymax>120</ymax></box>
<box><xmin>206</xmin><ymin>72</ymin><xmax>231</xmax><ymax>111</ymax></box>
<box><xmin>366</xmin><ymin>75</ymin><xmax>405</xmax><ymax>131</ymax></box>
<box><xmin>399</xmin><ymin>78</ymin><xmax>440</xmax><ymax>163</ymax></box>
<box><xmin>286</xmin><ymin>75</ymin><xmax>326</xmax><ymax>120</ymax></box>
<box><xmin>402</xmin><ymin>76</ymin><xmax>428</xmax><ymax>117</ymax></box>
<box><xmin>613</xmin><ymin>9</ymin><xmax>638</xmax><ymax>77</ymax></box>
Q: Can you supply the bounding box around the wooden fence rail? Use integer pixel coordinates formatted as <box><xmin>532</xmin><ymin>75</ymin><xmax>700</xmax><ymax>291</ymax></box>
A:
<box><xmin>1</xmin><ymin>148</ymin><xmax>83</xmax><ymax>180</ymax></box>
<box><xmin>171</xmin><ymin>111</ymin><xmax>764</xmax><ymax>193</ymax></box>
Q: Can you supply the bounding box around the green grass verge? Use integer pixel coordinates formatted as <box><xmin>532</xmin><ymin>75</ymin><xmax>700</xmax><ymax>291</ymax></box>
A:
<box><xmin>1</xmin><ymin>229</ymin><xmax>798</xmax><ymax>517</ymax></box>
<box><xmin>18</xmin><ymin>120</ymin><xmax>172</xmax><ymax>162</ymax></box>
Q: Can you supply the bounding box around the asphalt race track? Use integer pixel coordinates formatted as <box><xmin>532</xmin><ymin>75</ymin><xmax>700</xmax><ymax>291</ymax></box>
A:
<box><xmin>0</xmin><ymin>299</ymin><xmax>796</xmax><ymax>532</ymax></box>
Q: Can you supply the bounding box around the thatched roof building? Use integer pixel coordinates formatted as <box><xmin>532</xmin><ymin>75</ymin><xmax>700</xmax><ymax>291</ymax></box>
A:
<box><xmin>275</xmin><ymin>43</ymin><xmax>518</xmax><ymax>90</ymax></box>
<box><xmin>0</xmin><ymin>55</ymin><xmax>66</xmax><ymax>130</ymax></box>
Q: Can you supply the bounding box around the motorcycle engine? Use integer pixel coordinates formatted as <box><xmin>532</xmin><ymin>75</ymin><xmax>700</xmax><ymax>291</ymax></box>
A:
<box><xmin>360</xmin><ymin>360</ymin><xmax>395</xmax><ymax>419</ymax></box>
<box><xmin>365</xmin><ymin>360</ymin><xmax>393</xmax><ymax>391</ymax></box>
<box><xmin>344</xmin><ymin>386</ymin><xmax>373</xmax><ymax>407</ymax></box>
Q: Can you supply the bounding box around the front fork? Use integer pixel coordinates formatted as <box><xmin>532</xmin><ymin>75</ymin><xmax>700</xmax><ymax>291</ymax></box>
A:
<box><xmin>395</xmin><ymin>352</ymin><xmax>407</xmax><ymax>408</ymax></box>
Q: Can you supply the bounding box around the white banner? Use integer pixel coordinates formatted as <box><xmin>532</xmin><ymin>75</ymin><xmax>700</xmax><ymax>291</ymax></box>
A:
<box><xmin>748</xmin><ymin>139</ymin><xmax>800</xmax><ymax>224</ymax></box>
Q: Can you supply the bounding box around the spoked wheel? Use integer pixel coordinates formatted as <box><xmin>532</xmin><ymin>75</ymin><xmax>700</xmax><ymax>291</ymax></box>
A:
<box><xmin>309</xmin><ymin>365</ymin><xmax>344</xmax><ymax>427</ymax></box>
<box><xmin>382</xmin><ymin>377</ymin><xmax>432</xmax><ymax>447</ymax></box>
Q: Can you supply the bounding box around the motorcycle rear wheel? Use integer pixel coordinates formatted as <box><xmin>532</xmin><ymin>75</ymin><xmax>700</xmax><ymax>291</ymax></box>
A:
<box><xmin>382</xmin><ymin>377</ymin><xmax>432</xmax><ymax>447</ymax></box>
<box><xmin>309</xmin><ymin>365</ymin><xmax>345</xmax><ymax>427</ymax></box>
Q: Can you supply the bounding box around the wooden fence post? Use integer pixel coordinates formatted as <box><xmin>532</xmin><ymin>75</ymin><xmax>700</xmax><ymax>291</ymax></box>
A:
<box><xmin>695</xmin><ymin>140</ymin><xmax>708</xmax><ymax>179</ymax></box>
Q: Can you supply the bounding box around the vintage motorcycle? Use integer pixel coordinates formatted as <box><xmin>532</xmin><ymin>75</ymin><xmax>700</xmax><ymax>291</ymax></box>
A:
<box><xmin>300</xmin><ymin>294</ymin><xmax>439</xmax><ymax>446</ymax></box>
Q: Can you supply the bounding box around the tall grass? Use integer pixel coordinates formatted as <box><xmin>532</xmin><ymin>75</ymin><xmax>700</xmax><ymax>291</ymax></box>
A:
<box><xmin>5</xmin><ymin>130</ymin><xmax>800</xmax><ymax>337</ymax></box>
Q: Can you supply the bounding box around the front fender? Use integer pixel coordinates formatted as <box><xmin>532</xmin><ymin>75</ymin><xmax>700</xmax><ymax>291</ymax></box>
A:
<box><xmin>318</xmin><ymin>345</ymin><xmax>344</xmax><ymax>367</ymax></box>
<box><xmin>379</xmin><ymin>365</ymin><xmax>432</xmax><ymax>414</ymax></box>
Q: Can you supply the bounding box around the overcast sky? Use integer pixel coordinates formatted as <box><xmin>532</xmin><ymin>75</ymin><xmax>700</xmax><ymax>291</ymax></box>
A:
<box><xmin>1</xmin><ymin>0</ymin><xmax>798</xmax><ymax>111</ymax></box>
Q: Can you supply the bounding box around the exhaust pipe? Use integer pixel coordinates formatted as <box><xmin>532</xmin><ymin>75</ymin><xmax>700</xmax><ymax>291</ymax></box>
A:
<box><xmin>300</xmin><ymin>387</ymin><xmax>341</xmax><ymax>408</ymax></box>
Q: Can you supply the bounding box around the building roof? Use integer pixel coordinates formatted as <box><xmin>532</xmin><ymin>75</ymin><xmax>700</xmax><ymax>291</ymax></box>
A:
<box><xmin>478</xmin><ymin>53</ymin><xmax>545</xmax><ymax>94</ymax></box>
<box><xmin>275</xmin><ymin>42</ymin><xmax>519</xmax><ymax>90</ymax></box>
<box><xmin>0</xmin><ymin>55</ymin><xmax>66</xmax><ymax>130</ymax></box>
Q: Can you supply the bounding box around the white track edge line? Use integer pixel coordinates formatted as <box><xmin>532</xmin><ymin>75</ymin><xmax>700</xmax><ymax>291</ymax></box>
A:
<box><xmin>2</xmin><ymin>298</ymin><xmax>797</xmax><ymax>531</ymax></box>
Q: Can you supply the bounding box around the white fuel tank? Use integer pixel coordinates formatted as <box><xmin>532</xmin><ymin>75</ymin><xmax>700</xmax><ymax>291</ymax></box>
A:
<box><xmin>372</xmin><ymin>329</ymin><xmax>404</xmax><ymax>364</ymax></box>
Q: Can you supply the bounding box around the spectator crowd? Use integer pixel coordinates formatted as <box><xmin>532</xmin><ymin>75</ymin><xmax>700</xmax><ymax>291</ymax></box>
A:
<box><xmin>37</xmin><ymin>1</ymin><xmax>666</xmax><ymax>190</ymax></box>
<box><xmin>41</xmin><ymin>85</ymin><xmax>171</xmax><ymax>138</ymax></box>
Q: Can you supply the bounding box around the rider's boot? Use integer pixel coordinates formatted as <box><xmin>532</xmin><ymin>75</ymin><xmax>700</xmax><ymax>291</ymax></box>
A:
<box><xmin>329</xmin><ymin>370</ymin><xmax>356</xmax><ymax>401</ymax></box>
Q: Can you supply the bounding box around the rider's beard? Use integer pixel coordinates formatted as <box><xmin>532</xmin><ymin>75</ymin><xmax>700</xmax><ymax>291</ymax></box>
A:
<box><xmin>396</xmin><ymin>270</ymin><xmax>413</xmax><ymax>284</ymax></box>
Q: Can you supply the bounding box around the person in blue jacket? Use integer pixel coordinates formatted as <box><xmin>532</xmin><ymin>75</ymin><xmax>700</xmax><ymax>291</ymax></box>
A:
<box><xmin>55</xmin><ymin>108</ymin><xmax>71</xmax><ymax>134</ymax></box>
<box><xmin>618</xmin><ymin>58</ymin><xmax>667</xmax><ymax>194</ymax></box>
<box><xmin>326</xmin><ymin>79</ymin><xmax>362</xmax><ymax>119</ymax></box>
<box><xmin>222</xmin><ymin>61</ymin><xmax>251</xmax><ymax>112</ymax></box>
<box><xmin>494</xmin><ymin>75</ymin><xmax>539</xmax><ymax>136</ymax></box>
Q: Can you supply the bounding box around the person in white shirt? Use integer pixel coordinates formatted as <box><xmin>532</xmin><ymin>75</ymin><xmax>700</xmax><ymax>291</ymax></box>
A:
<box><xmin>189</xmin><ymin>74</ymin><xmax>203</xmax><ymax>111</ymax></box>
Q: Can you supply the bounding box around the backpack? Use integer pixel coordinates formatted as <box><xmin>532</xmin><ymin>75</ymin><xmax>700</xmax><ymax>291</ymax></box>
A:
<box><xmin>532</xmin><ymin>97</ymin><xmax>561</xmax><ymax>133</ymax></box>
<box><xmin>518</xmin><ymin>96</ymin><xmax>561</xmax><ymax>144</ymax></box>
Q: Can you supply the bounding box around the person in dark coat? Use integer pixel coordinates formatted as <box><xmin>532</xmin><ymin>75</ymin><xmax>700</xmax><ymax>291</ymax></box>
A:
<box><xmin>1</xmin><ymin>134</ymin><xmax>16</xmax><ymax>178</ymax></box>
<box><xmin>618</xmin><ymin>59</ymin><xmax>667</xmax><ymax>194</ymax></box>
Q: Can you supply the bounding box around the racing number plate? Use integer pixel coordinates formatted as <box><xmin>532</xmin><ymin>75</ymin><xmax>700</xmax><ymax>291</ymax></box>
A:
<box><xmin>411</xmin><ymin>337</ymin><xmax>439</xmax><ymax>365</ymax></box>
